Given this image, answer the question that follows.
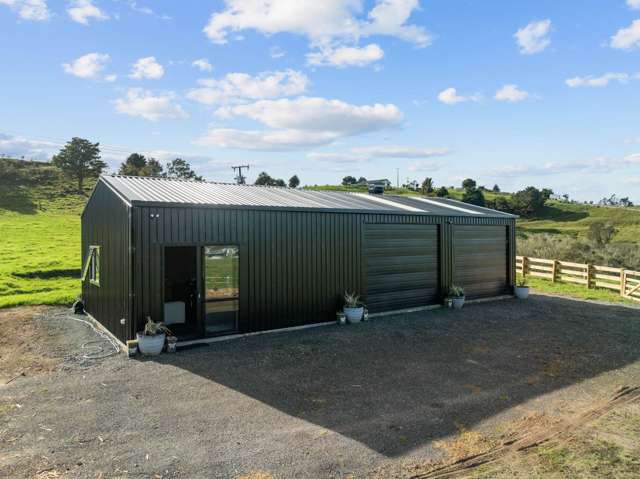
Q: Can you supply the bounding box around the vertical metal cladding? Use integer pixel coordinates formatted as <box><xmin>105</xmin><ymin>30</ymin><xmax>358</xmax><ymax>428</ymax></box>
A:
<box><xmin>81</xmin><ymin>181</ymin><xmax>132</xmax><ymax>343</ymax></box>
<box><xmin>130</xmin><ymin>206</ymin><xmax>515</xmax><ymax>339</ymax></box>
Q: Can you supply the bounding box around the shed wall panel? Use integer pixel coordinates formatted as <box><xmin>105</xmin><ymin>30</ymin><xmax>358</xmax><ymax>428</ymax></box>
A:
<box><xmin>81</xmin><ymin>181</ymin><xmax>131</xmax><ymax>343</ymax></box>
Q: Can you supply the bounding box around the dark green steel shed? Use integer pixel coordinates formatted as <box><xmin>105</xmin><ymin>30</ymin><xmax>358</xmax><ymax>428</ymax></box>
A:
<box><xmin>81</xmin><ymin>175</ymin><xmax>517</xmax><ymax>344</ymax></box>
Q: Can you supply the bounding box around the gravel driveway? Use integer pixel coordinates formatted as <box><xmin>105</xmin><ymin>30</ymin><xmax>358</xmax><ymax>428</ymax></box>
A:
<box><xmin>2</xmin><ymin>295</ymin><xmax>640</xmax><ymax>478</ymax></box>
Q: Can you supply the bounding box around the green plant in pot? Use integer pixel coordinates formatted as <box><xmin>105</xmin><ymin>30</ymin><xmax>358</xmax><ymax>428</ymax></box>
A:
<box><xmin>515</xmin><ymin>278</ymin><xmax>529</xmax><ymax>299</ymax></box>
<box><xmin>137</xmin><ymin>317</ymin><xmax>172</xmax><ymax>355</ymax></box>
<box><xmin>448</xmin><ymin>285</ymin><xmax>466</xmax><ymax>309</ymax></box>
<box><xmin>343</xmin><ymin>291</ymin><xmax>365</xmax><ymax>323</ymax></box>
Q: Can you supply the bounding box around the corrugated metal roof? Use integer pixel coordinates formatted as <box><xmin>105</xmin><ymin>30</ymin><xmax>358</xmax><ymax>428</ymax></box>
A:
<box><xmin>100</xmin><ymin>175</ymin><xmax>515</xmax><ymax>217</ymax></box>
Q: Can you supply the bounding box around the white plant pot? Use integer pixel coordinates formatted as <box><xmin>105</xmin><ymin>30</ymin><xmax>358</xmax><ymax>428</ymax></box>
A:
<box><xmin>515</xmin><ymin>286</ymin><xmax>530</xmax><ymax>299</ymax></box>
<box><xmin>452</xmin><ymin>296</ymin><xmax>465</xmax><ymax>309</ymax></box>
<box><xmin>136</xmin><ymin>332</ymin><xmax>166</xmax><ymax>356</ymax></box>
<box><xmin>343</xmin><ymin>306</ymin><xmax>364</xmax><ymax>323</ymax></box>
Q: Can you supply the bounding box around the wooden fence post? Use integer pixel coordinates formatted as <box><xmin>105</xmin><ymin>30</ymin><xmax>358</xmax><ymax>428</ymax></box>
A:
<box><xmin>621</xmin><ymin>269</ymin><xmax>627</xmax><ymax>298</ymax></box>
<box><xmin>586</xmin><ymin>264</ymin><xmax>593</xmax><ymax>289</ymax></box>
<box><xmin>551</xmin><ymin>260</ymin><xmax>558</xmax><ymax>283</ymax></box>
<box><xmin>522</xmin><ymin>256</ymin><xmax>528</xmax><ymax>278</ymax></box>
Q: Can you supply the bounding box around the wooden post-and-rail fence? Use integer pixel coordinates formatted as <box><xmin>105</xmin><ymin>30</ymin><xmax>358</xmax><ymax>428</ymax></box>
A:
<box><xmin>516</xmin><ymin>255</ymin><xmax>640</xmax><ymax>303</ymax></box>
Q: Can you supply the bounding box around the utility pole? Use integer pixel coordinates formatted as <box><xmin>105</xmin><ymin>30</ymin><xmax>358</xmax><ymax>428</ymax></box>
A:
<box><xmin>396</xmin><ymin>168</ymin><xmax>400</xmax><ymax>188</ymax></box>
<box><xmin>231</xmin><ymin>164</ymin><xmax>250</xmax><ymax>185</ymax></box>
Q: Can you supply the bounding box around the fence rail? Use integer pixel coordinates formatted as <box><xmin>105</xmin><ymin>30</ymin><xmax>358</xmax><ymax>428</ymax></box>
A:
<box><xmin>516</xmin><ymin>256</ymin><xmax>640</xmax><ymax>302</ymax></box>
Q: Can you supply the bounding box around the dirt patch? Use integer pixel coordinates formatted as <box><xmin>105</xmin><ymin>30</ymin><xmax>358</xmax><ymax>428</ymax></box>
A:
<box><xmin>0</xmin><ymin>306</ymin><xmax>61</xmax><ymax>383</ymax></box>
<box><xmin>408</xmin><ymin>386</ymin><xmax>640</xmax><ymax>478</ymax></box>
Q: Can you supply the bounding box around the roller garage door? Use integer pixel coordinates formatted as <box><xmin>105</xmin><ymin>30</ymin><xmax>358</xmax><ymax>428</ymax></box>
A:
<box><xmin>453</xmin><ymin>225</ymin><xmax>508</xmax><ymax>298</ymax></box>
<box><xmin>364</xmin><ymin>224</ymin><xmax>439</xmax><ymax>312</ymax></box>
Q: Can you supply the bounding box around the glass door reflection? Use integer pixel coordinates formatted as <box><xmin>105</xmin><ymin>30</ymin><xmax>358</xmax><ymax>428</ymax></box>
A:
<box><xmin>203</xmin><ymin>245</ymin><xmax>239</xmax><ymax>336</ymax></box>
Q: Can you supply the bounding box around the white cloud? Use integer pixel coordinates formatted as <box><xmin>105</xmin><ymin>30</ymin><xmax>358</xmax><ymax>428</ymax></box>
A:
<box><xmin>62</xmin><ymin>52</ymin><xmax>110</xmax><ymax>79</ymax></box>
<box><xmin>194</xmin><ymin>128</ymin><xmax>339</xmax><ymax>150</ymax></box>
<box><xmin>437</xmin><ymin>87</ymin><xmax>480</xmax><ymax>105</ymax></box>
<box><xmin>628</xmin><ymin>0</ymin><xmax>640</xmax><ymax>10</ymax></box>
<box><xmin>308</xmin><ymin>145</ymin><xmax>450</xmax><ymax>163</ymax></box>
<box><xmin>216</xmin><ymin>96</ymin><xmax>402</xmax><ymax>134</ymax></box>
<box><xmin>306</xmin><ymin>43</ymin><xmax>384</xmax><ymax>67</ymax></box>
<box><xmin>67</xmin><ymin>0</ymin><xmax>109</xmax><ymax>25</ymax></box>
<box><xmin>114</xmin><ymin>88</ymin><xmax>188</xmax><ymax>121</ymax></box>
<box><xmin>192</xmin><ymin>58</ymin><xmax>213</xmax><ymax>72</ymax></box>
<box><xmin>610</xmin><ymin>19</ymin><xmax>640</xmax><ymax>50</ymax></box>
<box><xmin>351</xmin><ymin>145</ymin><xmax>450</xmax><ymax>158</ymax></box>
<box><xmin>129</xmin><ymin>56</ymin><xmax>165</xmax><ymax>79</ymax></box>
<box><xmin>0</xmin><ymin>133</ymin><xmax>58</xmax><ymax>160</ymax></box>
<box><xmin>203</xmin><ymin>0</ymin><xmax>430</xmax><ymax>47</ymax></box>
<box><xmin>186</xmin><ymin>69</ymin><xmax>308</xmax><ymax>105</ymax></box>
<box><xmin>566</xmin><ymin>72</ymin><xmax>630</xmax><ymax>88</ymax></box>
<box><xmin>0</xmin><ymin>0</ymin><xmax>50</xmax><ymax>21</ymax></box>
<box><xmin>197</xmin><ymin>96</ymin><xmax>403</xmax><ymax>151</ymax></box>
<box><xmin>495</xmin><ymin>84</ymin><xmax>529</xmax><ymax>102</ymax></box>
<box><xmin>270</xmin><ymin>46</ymin><xmax>286</xmax><ymax>58</ymax></box>
<box><xmin>104</xmin><ymin>73</ymin><xmax>117</xmax><ymax>82</ymax></box>
<box><xmin>407</xmin><ymin>160</ymin><xmax>442</xmax><ymax>172</ymax></box>
<box><xmin>489</xmin><ymin>155</ymin><xmax>640</xmax><ymax>177</ymax></box>
<box><xmin>514</xmin><ymin>19</ymin><xmax>551</xmax><ymax>54</ymax></box>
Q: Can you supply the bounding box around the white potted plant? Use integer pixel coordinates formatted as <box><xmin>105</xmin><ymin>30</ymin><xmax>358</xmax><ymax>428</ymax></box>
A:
<box><xmin>137</xmin><ymin>317</ymin><xmax>172</xmax><ymax>356</ymax></box>
<box><xmin>448</xmin><ymin>285</ymin><xmax>466</xmax><ymax>309</ymax></box>
<box><xmin>515</xmin><ymin>278</ymin><xmax>530</xmax><ymax>299</ymax></box>
<box><xmin>343</xmin><ymin>291</ymin><xmax>365</xmax><ymax>323</ymax></box>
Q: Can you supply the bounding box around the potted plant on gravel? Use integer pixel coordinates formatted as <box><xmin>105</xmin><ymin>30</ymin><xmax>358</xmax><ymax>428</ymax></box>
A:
<box><xmin>343</xmin><ymin>291</ymin><xmax>365</xmax><ymax>323</ymax></box>
<box><xmin>137</xmin><ymin>317</ymin><xmax>172</xmax><ymax>356</ymax></box>
<box><xmin>448</xmin><ymin>285</ymin><xmax>466</xmax><ymax>309</ymax></box>
<box><xmin>514</xmin><ymin>278</ymin><xmax>530</xmax><ymax>299</ymax></box>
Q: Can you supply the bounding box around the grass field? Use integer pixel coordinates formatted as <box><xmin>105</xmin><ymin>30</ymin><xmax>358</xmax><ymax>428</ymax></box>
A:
<box><xmin>0</xmin><ymin>159</ymin><xmax>91</xmax><ymax>308</ymax></box>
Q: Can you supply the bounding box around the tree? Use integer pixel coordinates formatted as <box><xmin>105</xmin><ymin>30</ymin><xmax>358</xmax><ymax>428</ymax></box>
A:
<box><xmin>118</xmin><ymin>153</ymin><xmax>164</xmax><ymax>177</ymax></box>
<box><xmin>52</xmin><ymin>137</ymin><xmax>106</xmax><ymax>193</ymax></box>
<box><xmin>510</xmin><ymin>186</ymin><xmax>547</xmax><ymax>217</ymax></box>
<box><xmin>493</xmin><ymin>196</ymin><xmax>512</xmax><ymax>212</ymax></box>
<box><xmin>118</xmin><ymin>153</ymin><xmax>147</xmax><ymax>175</ymax></box>
<box><xmin>492</xmin><ymin>184</ymin><xmax>501</xmax><ymax>193</ymax></box>
<box><xmin>165</xmin><ymin>158</ymin><xmax>202</xmax><ymax>181</ymax></box>
<box><xmin>587</xmin><ymin>221</ymin><xmax>617</xmax><ymax>246</ymax></box>
<box><xmin>144</xmin><ymin>158</ymin><xmax>164</xmax><ymax>177</ymax></box>
<box><xmin>421</xmin><ymin>177</ymin><xmax>434</xmax><ymax>195</ymax></box>
<box><xmin>342</xmin><ymin>175</ymin><xmax>357</xmax><ymax>186</ymax></box>
<box><xmin>254</xmin><ymin>171</ymin><xmax>286</xmax><ymax>186</ymax></box>
<box><xmin>288</xmin><ymin>174</ymin><xmax>300</xmax><ymax>188</ymax></box>
<box><xmin>357</xmin><ymin>176</ymin><xmax>367</xmax><ymax>184</ymax></box>
<box><xmin>462</xmin><ymin>188</ymin><xmax>486</xmax><ymax>206</ymax></box>
<box><xmin>435</xmin><ymin>186</ymin><xmax>449</xmax><ymax>197</ymax></box>
<box><xmin>254</xmin><ymin>171</ymin><xmax>275</xmax><ymax>186</ymax></box>
<box><xmin>462</xmin><ymin>178</ymin><xmax>477</xmax><ymax>190</ymax></box>
<box><xmin>541</xmin><ymin>188</ymin><xmax>553</xmax><ymax>201</ymax></box>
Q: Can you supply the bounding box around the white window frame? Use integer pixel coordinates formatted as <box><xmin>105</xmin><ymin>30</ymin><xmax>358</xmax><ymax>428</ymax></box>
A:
<box><xmin>82</xmin><ymin>246</ymin><xmax>101</xmax><ymax>287</ymax></box>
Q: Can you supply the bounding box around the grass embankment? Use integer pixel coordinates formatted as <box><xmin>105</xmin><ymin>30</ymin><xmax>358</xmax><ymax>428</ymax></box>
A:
<box><xmin>0</xmin><ymin>159</ymin><xmax>92</xmax><ymax>308</ymax></box>
<box><xmin>518</xmin><ymin>201</ymin><xmax>640</xmax><ymax>244</ymax></box>
<box><xmin>520</xmin><ymin>276</ymin><xmax>637</xmax><ymax>305</ymax></box>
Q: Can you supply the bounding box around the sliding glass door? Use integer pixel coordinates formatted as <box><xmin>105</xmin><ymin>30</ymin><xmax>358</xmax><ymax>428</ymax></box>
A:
<box><xmin>203</xmin><ymin>246</ymin><xmax>239</xmax><ymax>336</ymax></box>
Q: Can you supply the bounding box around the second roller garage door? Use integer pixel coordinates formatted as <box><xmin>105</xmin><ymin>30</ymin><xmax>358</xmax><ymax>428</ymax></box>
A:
<box><xmin>364</xmin><ymin>224</ymin><xmax>439</xmax><ymax>312</ymax></box>
<box><xmin>453</xmin><ymin>225</ymin><xmax>509</xmax><ymax>298</ymax></box>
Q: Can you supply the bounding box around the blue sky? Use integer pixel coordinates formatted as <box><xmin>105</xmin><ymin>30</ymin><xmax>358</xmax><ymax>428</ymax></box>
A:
<box><xmin>1</xmin><ymin>0</ymin><xmax>639</xmax><ymax>201</ymax></box>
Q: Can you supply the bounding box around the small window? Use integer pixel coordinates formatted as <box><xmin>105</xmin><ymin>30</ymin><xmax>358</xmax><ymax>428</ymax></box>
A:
<box><xmin>82</xmin><ymin>246</ymin><xmax>101</xmax><ymax>287</ymax></box>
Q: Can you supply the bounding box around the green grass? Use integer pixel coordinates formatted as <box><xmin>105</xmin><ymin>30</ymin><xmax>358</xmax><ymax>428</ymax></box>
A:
<box><xmin>520</xmin><ymin>275</ymin><xmax>637</xmax><ymax>305</ymax></box>
<box><xmin>0</xmin><ymin>158</ymin><xmax>92</xmax><ymax>308</ymax></box>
